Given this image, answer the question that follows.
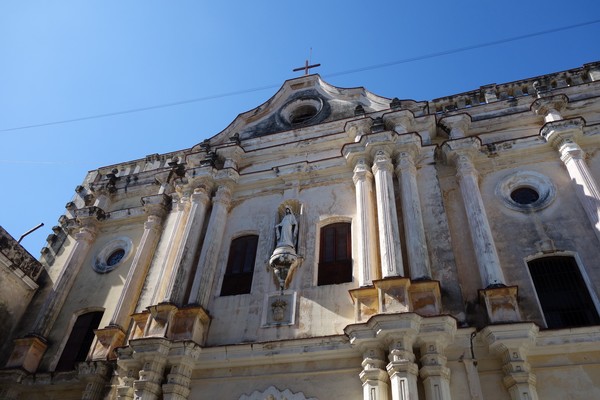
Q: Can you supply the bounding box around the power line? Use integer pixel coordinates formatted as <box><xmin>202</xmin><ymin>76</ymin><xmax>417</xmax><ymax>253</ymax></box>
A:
<box><xmin>2</xmin><ymin>18</ymin><xmax>599</xmax><ymax>133</ymax></box>
<box><xmin>324</xmin><ymin>19</ymin><xmax>600</xmax><ymax>78</ymax></box>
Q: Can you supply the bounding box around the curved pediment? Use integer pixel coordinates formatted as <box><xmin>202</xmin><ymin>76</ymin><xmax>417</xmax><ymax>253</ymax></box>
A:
<box><xmin>192</xmin><ymin>74</ymin><xmax>392</xmax><ymax>150</ymax></box>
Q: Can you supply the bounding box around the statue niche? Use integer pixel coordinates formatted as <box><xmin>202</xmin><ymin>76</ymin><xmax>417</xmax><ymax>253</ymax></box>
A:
<box><xmin>269</xmin><ymin>203</ymin><xmax>302</xmax><ymax>291</ymax></box>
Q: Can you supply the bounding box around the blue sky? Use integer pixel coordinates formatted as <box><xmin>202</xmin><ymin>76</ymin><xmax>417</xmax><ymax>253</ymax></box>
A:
<box><xmin>1</xmin><ymin>1</ymin><xmax>600</xmax><ymax>254</ymax></box>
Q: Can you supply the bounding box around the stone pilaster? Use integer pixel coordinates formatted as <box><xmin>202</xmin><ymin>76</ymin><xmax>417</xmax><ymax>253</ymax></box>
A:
<box><xmin>98</xmin><ymin>194</ymin><xmax>169</xmax><ymax>359</ymax></box>
<box><xmin>78</xmin><ymin>361</ymin><xmax>112</xmax><ymax>400</ymax></box>
<box><xmin>483</xmin><ymin>324</ymin><xmax>539</xmax><ymax>400</ymax></box>
<box><xmin>360</xmin><ymin>346</ymin><xmax>391</xmax><ymax>400</ymax></box>
<box><xmin>395</xmin><ymin>142</ymin><xmax>431</xmax><ymax>280</ymax></box>
<box><xmin>162</xmin><ymin>342</ymin><xmax>200</xmax><ymax>400</ymax></box>
<box><xmin>352</xmin><ymin>158</ymin><xmax>380</xmax><ymax>287</ymax></box>
<box><xmin>417</xmin><ymin>317</ymin><xmax>457</xmax><ymax>400</ymax></box>
<box><xmin>150</xmin><ymin>193</ymin><xmax>189</xmax><ymax>304</ymax></box>
<box><xmin>384</xmin><ymin>320</ymin><xmax>421</xmax><ymax>400</ymax></box>
<box><xmin>7</xmin><ymin>208</ymin><xmax>103</xmax><ymax>373</ymax></box>
<box><xmin>115</xmin><ymin>346</ymin><xmax>141</xmax><ymax>400</ymax></box>
<box><xmin>442</xmin><ymin>139</ymin><xmax>506</xmax><ymax>288</ymax></box>
<box><xmin>130</xmin><ymin>338</ymin><xmax>171</xmax><ymax>400</ymax></box>
<box><xmin>372</xmin><ymin>150</ymin><xmax>404</xmax><ymax>278</ymax></box>
<box><xmin>540</xmin><ymin>118</ymin><xmax>600</xmax><ymax>243</ymax></box>
<box><xmin>162</xmin><ymin>183</ymin><xmax>212</xmax><ymax>305</ymax></box>
<box><xmin>35</xmin><ymin>208</ymin><xmax>102</xmax><ymax>338</ymax></box>
<box><xmin>188</xmin><ymin>185</ymin><xmax>232</xmax><ymax>307</ymax></box>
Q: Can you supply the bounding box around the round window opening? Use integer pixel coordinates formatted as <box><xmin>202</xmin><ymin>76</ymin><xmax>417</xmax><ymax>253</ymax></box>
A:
<box><xmin>496</xmin><ymin>171</ymin><xmax>555</xmax><ymax>212</ymax></box>
<box><xmin>93</xmin><ymin>237</ymin><xmax>133</xmax><ymax>274</ymax></box>
<box><xmin>106</xmin><ymin>248</ymin><xmax>126</xmax><ymax>267</ymax></box>
<box><xmin>510</xmin><ymin>187</ymin><xmax>540</xmax><ymax>205</ymax></box>
<box><xmin>280</xmin><ymin>97</ymin><xmax>323</xmax><ymax>126</ymax></box>
<box><xmin>289</xmin><ymin>104</ymin><xmax>318</xmax><ymax>124</ymax></box>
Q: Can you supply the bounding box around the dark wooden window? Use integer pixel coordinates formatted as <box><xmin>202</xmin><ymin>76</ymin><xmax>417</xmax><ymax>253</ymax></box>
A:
<box><xmin>528</xmin><ymin>256</ymin><xmax>600</xmax><ymax>329</ymax></box>
<box><xmin>220</xmin><ymin>235</ymin><xmax>258</xmax><ymax>296</ymax></box>
<box><xmin>55</xmin><ymin>311</ymin><xmax>103</xmax><ymax>371</ymax></box>
<box><xmin>318</xmin><ymin>222</ymin><xmax>352</xmax><ymax>285</ymax></box>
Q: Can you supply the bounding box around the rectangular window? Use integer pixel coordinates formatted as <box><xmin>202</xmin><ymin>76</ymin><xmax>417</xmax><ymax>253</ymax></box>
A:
<box><xmin>220</xmin><ymin>235</ymin><xmax>258</xmax><ymax>296</ymax></box>
<box><xmin>318</xmin><ymin>222</ymin><xmax>352</xmax><ymax>285</ymax></box>
<box><xmin>528</xmin><ymin>256</ymin><xmax>600</xmax><ymax>329</ymax></box>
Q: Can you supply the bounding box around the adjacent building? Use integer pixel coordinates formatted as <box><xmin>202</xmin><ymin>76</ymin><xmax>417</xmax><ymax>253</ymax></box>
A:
<box><xmin>2</xmin><ymin>61</ymin><xmax>600</xmax><ymax>400</ymax></box>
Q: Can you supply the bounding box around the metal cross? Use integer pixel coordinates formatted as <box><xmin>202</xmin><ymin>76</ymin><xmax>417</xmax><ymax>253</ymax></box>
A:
<box><xmin>293</xmin><ymin>59</ymin><xmax>321</xmax><ymax>75</ymax></box>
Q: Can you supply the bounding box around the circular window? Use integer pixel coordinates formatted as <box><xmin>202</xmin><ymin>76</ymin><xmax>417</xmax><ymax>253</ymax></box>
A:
<box><xmin>289</xmin><ymin>104</ymin><xmax>318</xmax><ymax>124</ymax></box>
<box><xmin>280</xmin><ymin>97</ymin><xmax>323</xmax><ymax>126</ymax></box>
<box><xmin>106</xmin><ymin>248</ymin><xmax>126</xmax><ymax>266</ymax></box>
<box><xmin>510</xmin><ymin>187</ymin><xmax>540</xmax><ymax>205</ymax></box>
<box><xmin>496</xmin><ymin>171</ymin><xmax>555</xmax><ymax>212</ymax></box>
<box><xmin>94</xmin><ymin>237</ymin><xmax>133</xmax><ymax>273</ymax></box>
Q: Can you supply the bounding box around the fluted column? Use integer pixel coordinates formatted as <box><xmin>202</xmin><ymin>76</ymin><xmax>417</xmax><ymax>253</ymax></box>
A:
<box><xmin>360</xmin><ymin>346</ymin><xmax>390</xmax><ymax>400</ymax></box>
<box><xmin>162</xmin><ymin>185</ymin><xmax>211</xmax><ymax>305</ymax></box>
<box><xmin>559</xmin><ymin>139</ymin><xmax>600</xmax><ymax>243</ymax></box>
<box><xmin>387</xmin><ymin>335</ymin><xmax>419</xmax><ymax>400</ymax></box>
<box><xmin>443</xmin><ymin>139</ymin><xmax>505</xmax><ymax>288</ymax></box>
<box><xmin>534</xmin><ymin>97</ymin><xmax>600</xmax><ymax>243</ymax></box>
<box><xmin>33</xmin><ymin>208</ymin><xmax>103</xmax><ymax>338</ymax></box>
<box><xmin>188</xmin><ymin>185</ymin><xmax>232</xmax><ymax>307</ymax></box>
<box><xmin>353</xmin><ymin>158</ymin><xmax>380</xmax><ymax>286</ymax></box>
<box><xmin>396</xmin><ymin>148</ymin><xmax>431</xmax><ymax>280</ymax></box>
<box><xmin>150</xmin><ymin>195</ymin><xmax>188</xmax><ymax>304</ymax></box>
<box><xmin>110</xmin><ymin>195</ymin><xmax>170</xmax><ymax>329</ymax></box>
<box><xmin>372</xmin><ymin>150</ymin><xmax>405</xmax><ymax>278</ymax></box>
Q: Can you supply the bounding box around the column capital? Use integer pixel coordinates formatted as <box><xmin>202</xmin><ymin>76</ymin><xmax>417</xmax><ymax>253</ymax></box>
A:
<box><xmin>416</xmin><ymin>316</ymin><xmax>457</xmax><ymax>346</ymax></box>
<box><xmin>482</xmin><ymin>323</ymin><xmax>539</xmax><ymax>357</ymax></box>
<box><xmin>213</xmin><ymin>185</ymin><xmax>232</xmax><ymax>208</ymax></box>
<box><xmin>344</xmin><ymin>117</ymin><xmax>374</xmax><ymax>142</ymax></box>
<box><xmin>438</xmin><ymin>113</ymin><xmax>472</xmax><ymax>138</ymax></box>
<box><xmin>371</xmin><ymin>150</ymin><xmax>393</xmax><ymax>175</ymax></box>
<box><xmin>216</xmin><ymin>143</ymin><xmax>245</xmax><ymax>170</ymax></box>
<box><xmin>395</xmin><ymin>148</ymin><xmax>418</xmax><ymax>174</ymax></box>
<box><xmin>142</xmin><ymin>193</ymin><xmax>172</xmax><ymax>219</ymax></box>
<box><xmin>441</xmin><ymin>136</ymin><xmax>481</xmax><ymax>165</ymax></box>
<box><xmin>352</xmin><ymin>158</ymin><xmax>373</xmax><ymax>184</ymax></box>
<box><xmin>531</xmin><ymin>94</ymin><xmax>569</xmax><ymax>118</ymax></box>
<box><xmin>382</xmin><ymin>109</ymin><xmax>415</xmax><ymax>133</ymax></box>
<box><xmin>73</xmin><ymin>207</ymin><xmax>105</xmax><ymax>242</ymax></box>
<box><xmin>540</xmin><ymin>116</ymin><xmax>585</xmax><ymax>148</ymax></box>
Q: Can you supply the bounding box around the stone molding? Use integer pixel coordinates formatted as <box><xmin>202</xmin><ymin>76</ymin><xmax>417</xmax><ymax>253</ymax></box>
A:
<box><xmin>0</xmin><ymin>226</ymin><xmax>43</xmax><ymax>282</ymax></box>
<box><xmin>239</xmin><ymin>386</ymin><xmax>318</xmax><ymax>400</ymax></box>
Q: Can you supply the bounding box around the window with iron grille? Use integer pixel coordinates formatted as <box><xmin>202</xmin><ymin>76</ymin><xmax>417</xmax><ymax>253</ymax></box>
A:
<box><xmin>318</xmin><ymin>222</ymin><xmax>352</xmax><ymax>285</ymax></box>
<box><xmin>528</xmin><ymin>256</ymin><xmax>600</xmax><ymax>329</ymax></box>
<box><xmin>55</xmin><ymin>311</ymin><xmax>103</xmax><ymax>371</ymax></box>
<box><xmin>220</xmin><ymin>235</ymin><xmax>258</xmax><ymax>296</ymax></box>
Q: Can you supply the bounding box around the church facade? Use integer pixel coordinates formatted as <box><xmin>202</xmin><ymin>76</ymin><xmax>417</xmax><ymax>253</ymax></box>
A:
<box><xmin>2</xmin><ymin>62</ymin><xmax>600</xmax><ymax>400</ymax></box>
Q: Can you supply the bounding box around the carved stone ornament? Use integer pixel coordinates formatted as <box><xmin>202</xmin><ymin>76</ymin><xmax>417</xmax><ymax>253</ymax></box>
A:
<box><xmin>239</xmin><ymin>385</ymin><xmax>317</xmax><ymax>400</ymax></box>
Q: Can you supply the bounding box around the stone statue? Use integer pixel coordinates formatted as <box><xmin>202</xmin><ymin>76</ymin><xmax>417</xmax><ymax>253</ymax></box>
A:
<box><xmin>275</xmin><ymin>207</ymin><xmax>297</xmax><ymax>250</ymax></box>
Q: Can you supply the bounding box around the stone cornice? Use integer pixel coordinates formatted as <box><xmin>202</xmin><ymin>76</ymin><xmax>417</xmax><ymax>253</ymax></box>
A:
<box><xmin>196</xmin><ymin>335</ymin><xmax>354</xmax><ymax>368</ymax></box>
<box><xmin>0</xmin><ymin>226</ymin><xmax>43</xmax><ymax>282</ymax></box>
